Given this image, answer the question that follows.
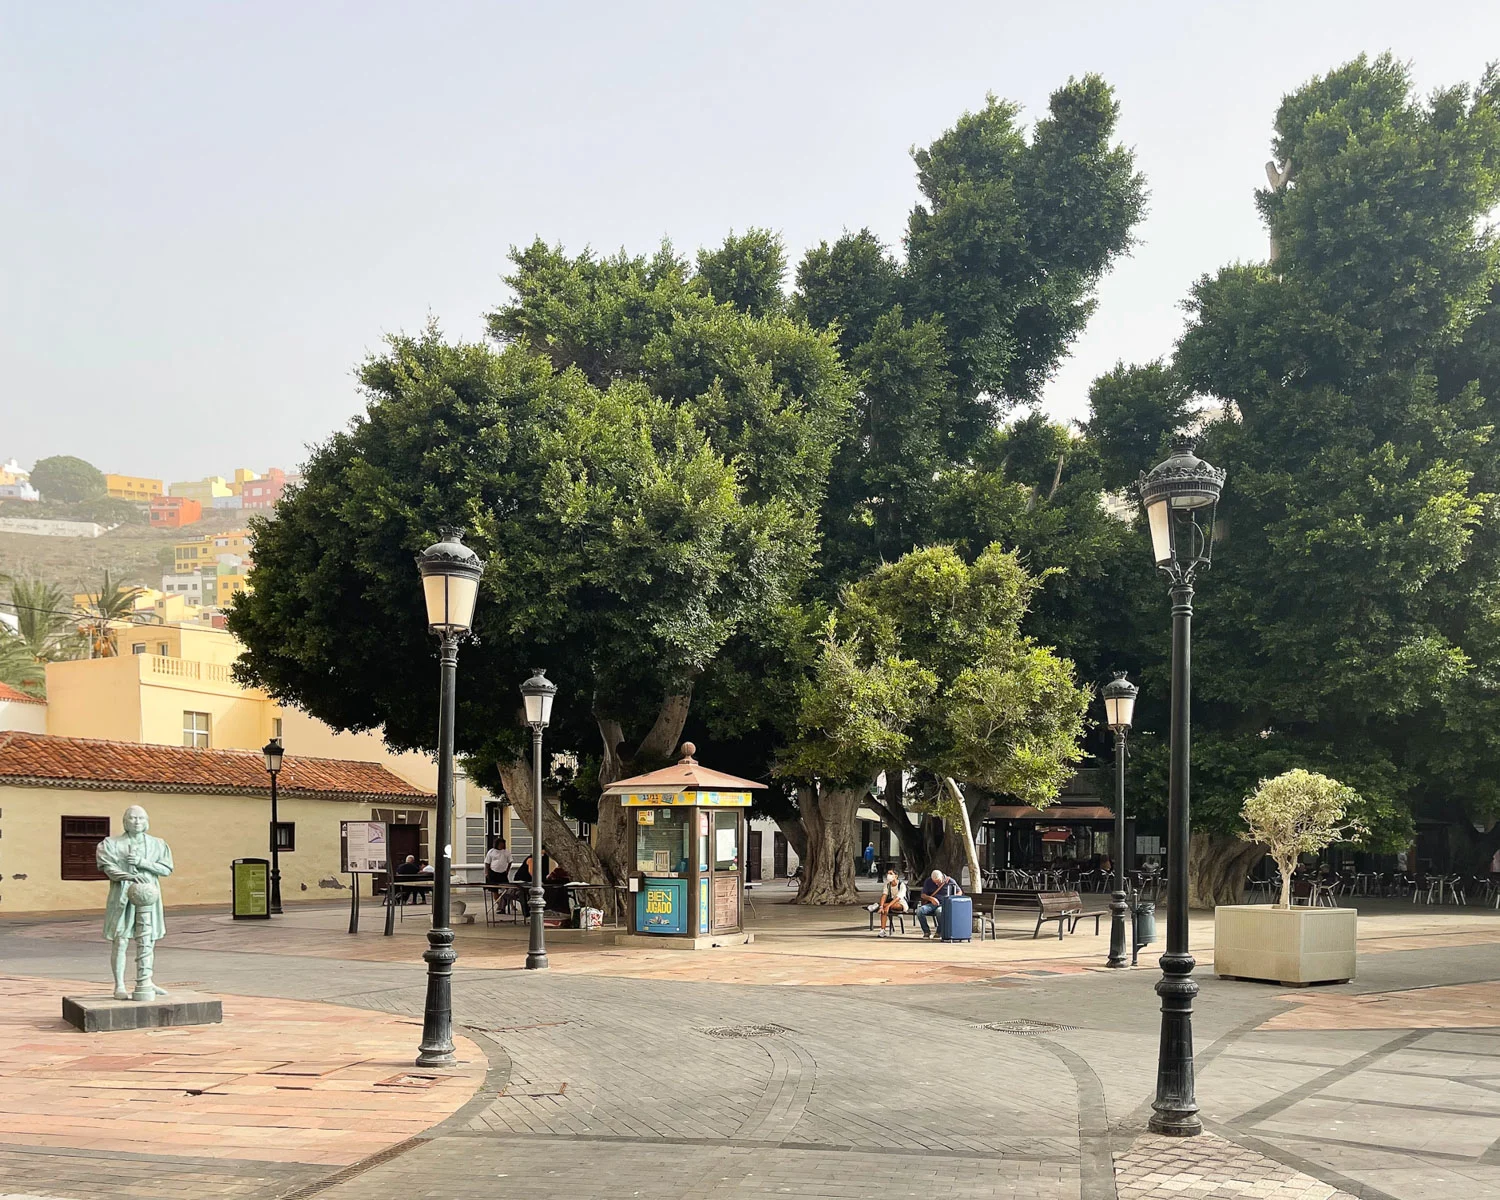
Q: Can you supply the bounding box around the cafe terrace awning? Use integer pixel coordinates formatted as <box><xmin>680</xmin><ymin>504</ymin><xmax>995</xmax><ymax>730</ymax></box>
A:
<box><xmin>601</xmin><ymin>742</ymin><xmax>766</xmax><ymax>808</ymax></box>
<box><xmin>988</xmin><ymin>804</ymin><xmax>1115</xmax><ymax>822</ymax></box>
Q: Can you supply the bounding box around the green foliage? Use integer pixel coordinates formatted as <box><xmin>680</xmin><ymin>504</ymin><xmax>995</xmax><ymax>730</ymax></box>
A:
<box><xmin>1240</xmin><ymin>769</ymin><xmax>1365</xmax><ymax>904</ymax></box>
<box><xmin>0</xmin><ymin>631</ymin><xmax>45</xmax><ymax>696</ymax></box>
<box><xmin>1104</xmin><ymin>56</ymin><xmax>1500</xmax><ymax>843</ymax></box>
<box><xmin>29</xmin><ymin>455</ymin><xmax>105</xmax><ymax>503</ymax></box>
<box><xmin>694</xmin><ymin>228</ymin><xmax>787</xmax><ymax>316</ymax></box>
<box><xmin>905</xmin><ymin>77</ymin><xmax>1146</xmax><ymax>421</ymax></box>
<box><xmin>229</xmin><ymin>325</ymin><xmax>815</xmax><ymax>779</ymax></box>
<box><xmin>1082</xmin><ymin>362</ymin><xmax>1191</xmax><ymax>492</ymax></box>
<box><xmin>781</xmin><ymin>545</ymin><xmax>1087</xmax><ymax>805</ymax></box>
<box><xmin>1</xmin><ymin>575</ymin><xmax>82</xmax><ymax>663</ymax></box>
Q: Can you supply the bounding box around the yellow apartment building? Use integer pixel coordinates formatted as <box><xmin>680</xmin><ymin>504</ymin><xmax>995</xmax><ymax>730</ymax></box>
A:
<box><xmin>228</xmin><ymin>467</ymin><xmax>259</xmax><ymax>496</ymax></box>
<box><xmin>174</xmin><ymin>529</ymin><xmax>253</xmax><ymax>574</ymax></box>
<box><xmin>104</xmin><ymin>474</ymin><xmax>164</xmax><ymax>502</ymax></box>
<box><xmin>169</xmin><ymin>476</ymin><xmax>231</xmax><ymax>504</ymax></box>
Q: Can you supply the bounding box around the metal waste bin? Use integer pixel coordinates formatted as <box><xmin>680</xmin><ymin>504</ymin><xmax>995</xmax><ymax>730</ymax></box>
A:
<box><xmin>231</xmin><ymin>858</ymin><xmax>271</xmax><ymax>920</ymax></box>
<box><xmin>1133</xmin><ymin>899</ymin><xmax>1156</xmax><ymax>946</ymax></box>
<box><xmin>940</xmin><ymin>894</ymin><xmax>973</xmax><ymax>942</ymax></box>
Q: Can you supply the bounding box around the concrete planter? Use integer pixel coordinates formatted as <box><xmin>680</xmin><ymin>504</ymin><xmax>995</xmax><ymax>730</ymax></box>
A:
<box><xmin>1213</xmin><ymin>904</ymin><xmax>1356</xmax><ymax>986</ymax></box>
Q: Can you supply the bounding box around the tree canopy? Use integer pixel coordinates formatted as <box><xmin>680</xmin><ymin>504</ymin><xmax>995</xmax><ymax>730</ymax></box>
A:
<box><xmin>29</xmin><ymin>455</ymin><xmax>105</xmax><ymax>503</ymax></box>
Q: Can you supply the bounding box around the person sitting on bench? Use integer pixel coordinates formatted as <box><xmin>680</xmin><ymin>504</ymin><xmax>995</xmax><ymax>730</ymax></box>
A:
<box><xmin>916</xmin><ymin>869</ymin><xmax>961</xmax><ymax>939</ymax></box>
<box><xmin>394</xmin><ymin>854</ymin><xmax>421</xmax><ymax>904</ymax></box>
<box><xmin>876</xmin><ymin>868</ymin><xmax>908</xmax><ymax>937</ymax></box>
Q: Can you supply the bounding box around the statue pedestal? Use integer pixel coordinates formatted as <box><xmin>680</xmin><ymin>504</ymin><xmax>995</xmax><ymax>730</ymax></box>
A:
<box><xmin>62</xmin><ymin>991</ymin><xmax>223</xmax><ymax>1033</ymax></box>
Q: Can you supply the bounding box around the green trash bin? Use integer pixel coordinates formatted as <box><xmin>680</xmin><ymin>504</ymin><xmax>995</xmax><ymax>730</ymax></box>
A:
<box><xmin>232</xmin><ymin>858</ymin><xmax>271</xmax><ymax>920</ymax></box>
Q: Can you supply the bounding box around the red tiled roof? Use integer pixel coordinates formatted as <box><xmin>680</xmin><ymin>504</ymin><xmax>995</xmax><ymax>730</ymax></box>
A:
<box><xmin>0</xmin><ymin>731</ymin><xmax>433</xmax><ymax>803</ymax></box>
<box><xmin>0</xmin><ymin>682</ymin><xmax>45</xmax><ymax>705</ymax></box>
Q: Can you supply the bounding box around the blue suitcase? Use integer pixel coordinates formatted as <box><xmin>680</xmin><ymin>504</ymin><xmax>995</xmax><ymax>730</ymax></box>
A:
<box><xmin>940</xmin><ymin>894</ymin><xmax>972</xmax><ymax>942</ymax></box>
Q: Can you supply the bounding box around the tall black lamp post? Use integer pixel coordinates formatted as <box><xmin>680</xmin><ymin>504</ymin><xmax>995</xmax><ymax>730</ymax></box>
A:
<box><xmin>1102</xmin><ymin>673</ymin><xmax>1137</xmax><ymax>969</ymax></box>
<box><xmin>1139</xmin><ymin>435</ymin><xmax>1224</xmax><ymax>1137</ymax></box>
<box><xmin>261</xmin><ymin>736</ymin><xmax>284</xmax><ymax>915</ymax></box>
<box><xmin>414</xmin><ymin>528</ymin><xmax>484</xmax><ymax>1068</ymax></box>
<box><xmin>519</xmin><ymin>668</ymin><xmax>557</xmax><ymax>971</ymax></box>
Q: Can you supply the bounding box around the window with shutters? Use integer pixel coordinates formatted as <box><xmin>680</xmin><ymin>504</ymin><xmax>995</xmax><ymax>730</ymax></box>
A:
<box><xmin>61</xmin><ymin>816</ymin><xmax>109</xmax><ymax>881</ymax></box>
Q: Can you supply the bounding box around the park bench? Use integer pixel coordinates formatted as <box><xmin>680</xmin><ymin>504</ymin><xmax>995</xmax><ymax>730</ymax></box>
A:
<box><xmin>1035</xmin><ymin>890</ymin><xmax>1101</xmax><ymax>940</ymax></box>
<box><xmin>966</xmin><ymin>889</ymin><xmax>1101</xmax><ymax>939</ymax></box>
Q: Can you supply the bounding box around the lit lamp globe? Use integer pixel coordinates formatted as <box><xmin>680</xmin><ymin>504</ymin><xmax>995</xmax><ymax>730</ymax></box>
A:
<box><xmin>1138</xmin><ymin>436</ymin><xmax>1225</xmax><ymax>575</ymax></box>
<box><xmin>1102</xmin><ymin>673</ymin><xmax>1138</xmax><ymax>732</ymax></box>
<box><xmin>417</xmin><ymin>528</ymin><xmax>483</xmax><ymax>634</ymax></box>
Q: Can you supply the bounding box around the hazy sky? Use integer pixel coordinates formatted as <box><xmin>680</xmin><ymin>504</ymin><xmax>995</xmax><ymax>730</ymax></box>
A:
<box><xmin>4</xmin><ymin>2</ymin><xmax>1497</xmax><ymax>483</ymax></box>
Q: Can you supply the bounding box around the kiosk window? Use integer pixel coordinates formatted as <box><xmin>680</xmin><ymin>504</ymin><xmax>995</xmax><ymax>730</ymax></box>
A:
<box><xmin>636</xmin><ymin>807</ymin><xmax>689</xmax><ymax>874</ymax></box>
<box><xmin>713</xmin><ymin>811</ymin><xmax>739</xmax><ymax>871</ymax></box>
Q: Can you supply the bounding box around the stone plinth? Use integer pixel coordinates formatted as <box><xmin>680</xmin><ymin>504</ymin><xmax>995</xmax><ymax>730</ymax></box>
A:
<box><xmin>62</xmin><ymin>991</ymin><xmax>223</xmax><ymax>1032</ymax></box>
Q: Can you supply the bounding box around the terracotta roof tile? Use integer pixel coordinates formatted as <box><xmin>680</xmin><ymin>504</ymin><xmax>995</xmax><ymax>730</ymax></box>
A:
<box><xmin>0</xmin><ymin>682</ymin><xmax>45</xmax><ymax>705</ymax></box>
<box><xmin>0</xmin><ymin>731</ymin><xmax>433</xmax><ymax>802</ymax></box>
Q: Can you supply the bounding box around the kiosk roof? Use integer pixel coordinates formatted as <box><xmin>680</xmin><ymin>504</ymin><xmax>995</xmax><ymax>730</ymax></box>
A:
<box><xmin>601</xmin><ymin>742</ymin><xmax>766</xmax><ymax>796</ymax></box>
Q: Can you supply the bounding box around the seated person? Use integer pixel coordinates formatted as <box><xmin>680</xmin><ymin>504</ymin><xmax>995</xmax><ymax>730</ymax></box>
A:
<box><xmin>514</xmin><ymin>854</ymin><xmax>535</xmax><ymax>885</ymax></box>
<box><xmin>876</xmin><ymin>868</ymin><xmax>907</xmax><ymax>937</ymax></box>
<box><xmin>543</xmin><ymin>863</ymin><xmax>572</xmax><ymax>914</ymax></box>
<box><xmin>416</xmin><ymin>859</ymin><xmax>434</xmax><ymax>902</ymax></box>
<box><xmin>915</xmin><ymin>869</ymin><xmax>962</xmax><ymax>939</ymax></box>
<box><xmin>394</xmin><ymin>854</ymin><xmax>420</xmax><ymax>904</ymax></box>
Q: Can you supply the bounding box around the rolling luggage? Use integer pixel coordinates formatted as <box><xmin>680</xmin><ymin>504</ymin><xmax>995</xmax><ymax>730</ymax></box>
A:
<box><xmin>940</xmin><ymin>894</ymin><xmax>972</xmax><ymax>942</ymax></box>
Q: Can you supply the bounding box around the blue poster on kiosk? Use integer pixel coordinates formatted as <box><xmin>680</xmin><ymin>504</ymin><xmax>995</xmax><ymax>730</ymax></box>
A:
<box><xmin>638</xmin><ymin>878</ymin><xmax>687</xmax><ymax>934</ymax></box>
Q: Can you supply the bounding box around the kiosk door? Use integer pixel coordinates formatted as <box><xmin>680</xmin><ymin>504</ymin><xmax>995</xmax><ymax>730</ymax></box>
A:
<box><xmin>710</xmin><ymin>810</ymin><xmax>742</xmax><ymax>932</ymax></box>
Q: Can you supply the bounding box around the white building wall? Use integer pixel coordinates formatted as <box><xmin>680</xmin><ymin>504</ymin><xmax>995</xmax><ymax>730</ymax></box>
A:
<box><xmin>0</xmin><ymin>697</ymin><xmax>48</xmax><ymax>733</ymax></box>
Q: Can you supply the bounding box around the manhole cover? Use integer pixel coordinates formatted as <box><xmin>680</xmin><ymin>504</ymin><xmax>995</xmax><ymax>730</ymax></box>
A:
<box><xmin>699</xmin><ymin>1024</ymin><xmax>793</xmax><ymax>1039</ymax></box>
<box><xmin>978</xmin><ymin>1019</ymin><xmax>1077</xmax><ymax>1035</ymax></box>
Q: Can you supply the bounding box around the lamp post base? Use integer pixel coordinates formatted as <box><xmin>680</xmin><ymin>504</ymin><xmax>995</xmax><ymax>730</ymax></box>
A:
<box><xmin>1106</xmin><ymin>890</ymin><xmax>1129</xmax><ymax>968</ymax></box>
<box><xmin>269</xmin><ymin>868</ymin><xmax>283</xmax><ymax>916</ymax></box>
<box><xmin>525</xmin><ymin>886</ymin><xmax>548</xmax><ymax>971</ymax></box>
<box><xmin>1149</xmin><ymin>951</ymin><xmax>1201</xmax><ymax>1136</ymax></box>
<box><xmin>415</xmin><ymin>927</ymin><xmax>457</xmax><ymax>1067</ymax></box>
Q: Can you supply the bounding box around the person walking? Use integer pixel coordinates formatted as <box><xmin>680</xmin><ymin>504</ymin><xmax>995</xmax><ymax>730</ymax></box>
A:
<box><xmin>864</xmin><ymin>842</ymin><xmax>876</xmax><ymax>878</ymax></box>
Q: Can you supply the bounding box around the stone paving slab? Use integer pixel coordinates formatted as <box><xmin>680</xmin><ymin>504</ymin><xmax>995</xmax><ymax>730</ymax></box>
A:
<box><xmin>1115</xmin><ymin>1131</ymin><xmax>1356</xmax><ymax>1198</ymax></box>
<box><xmin>0</xmin><ymin>977</ymin><xmax>483</xmax><ymax>1168</ymax></box>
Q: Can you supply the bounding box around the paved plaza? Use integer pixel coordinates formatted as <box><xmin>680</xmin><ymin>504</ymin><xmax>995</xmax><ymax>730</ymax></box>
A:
<box><xmin>2</xmin><ymin>891</ymin><xmax>1499</xmax><ymax>1199</ymax></box>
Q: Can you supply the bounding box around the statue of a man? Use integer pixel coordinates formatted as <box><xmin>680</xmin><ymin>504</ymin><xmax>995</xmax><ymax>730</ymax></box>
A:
<box><xmin>95</xmin><ymin>805</ymin><xmax>174</xmax><ymax>1001</ymax></box>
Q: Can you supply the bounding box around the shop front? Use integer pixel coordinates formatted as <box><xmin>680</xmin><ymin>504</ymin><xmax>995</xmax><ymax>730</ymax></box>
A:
<box><xmin>602</xmin><ymin>743</ymin><xmax>765</xmax><ymax>949</ymax></box>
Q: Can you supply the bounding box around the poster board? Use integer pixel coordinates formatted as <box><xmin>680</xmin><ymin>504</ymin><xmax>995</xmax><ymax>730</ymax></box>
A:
<box><xmin>341</xmin><ymin>821</ymin><xmax>387</xmax><ymax>873</ymax></box>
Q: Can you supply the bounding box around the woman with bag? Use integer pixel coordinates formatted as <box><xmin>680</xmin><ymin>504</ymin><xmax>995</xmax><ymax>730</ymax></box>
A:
<box><xmin>876</xmin><ymin>868</ymin><xmax>908</xmax><ymax>937</ymax></box>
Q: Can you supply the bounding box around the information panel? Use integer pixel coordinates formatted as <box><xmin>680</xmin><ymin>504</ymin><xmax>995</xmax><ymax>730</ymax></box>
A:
<box><xmin>341</xmin><ymin>821</ymin><xmax>387</xmax><ymax>873</ymax></box>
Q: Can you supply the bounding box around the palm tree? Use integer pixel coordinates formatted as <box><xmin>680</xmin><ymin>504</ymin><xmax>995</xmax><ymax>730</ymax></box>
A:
<box><xmin>0</xmin><ymin>629</ymin><xmax>46</xmax><ymax>696</ymax></box>
<box><xmin>1</xmin><ymin>575</ymin><xmax>82</xmax><ymax>662</ymax></box>
<box><xmin>76</xmin><ymin>570</ymin><xmax>146</xmax><ymax>657</ymax></box>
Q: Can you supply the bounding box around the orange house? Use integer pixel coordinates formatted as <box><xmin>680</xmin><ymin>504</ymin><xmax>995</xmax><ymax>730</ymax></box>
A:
<box><xmin>148</xmin><ymin>496</ymin><xmax>202</xmax><ymax>528</ymax></box>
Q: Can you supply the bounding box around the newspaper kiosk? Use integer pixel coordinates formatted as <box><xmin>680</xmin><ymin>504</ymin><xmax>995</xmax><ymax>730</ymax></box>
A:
<box><xmin>602</xmin><ymin>743</ymin><xmax>764</xmax><ymax>947</ymax></box>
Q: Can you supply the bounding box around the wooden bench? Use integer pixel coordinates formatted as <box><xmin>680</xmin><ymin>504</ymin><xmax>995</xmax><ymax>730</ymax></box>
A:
<box><xmin>1036</xmin><ymin>890</ymin><xmax>1101</xmax><ymax>939</ymax></box>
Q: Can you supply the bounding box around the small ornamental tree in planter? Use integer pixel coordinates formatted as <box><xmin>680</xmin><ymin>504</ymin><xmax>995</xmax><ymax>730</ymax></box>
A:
<box><xmin>1214</xmin><ymin>769</ymin><xmax>1365</xmax><ymax>986</ymax></box>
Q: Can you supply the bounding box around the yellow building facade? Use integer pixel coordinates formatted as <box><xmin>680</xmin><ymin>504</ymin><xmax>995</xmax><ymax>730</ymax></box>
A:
<box><xmin>104</xmin><ymin>474</ymin><xmax>164</xmax><ymax>502</ymax></box>
<box><xmin>174</xmin><ymin>529</ymin><xmax>253</xmax><ymax>574</ymax></box>
<box><xmin>0</xmin><ymin>732</ymin><xmax>434</xmax><ymax>914</ymax></box>
<box><xmin>169</xmin><ymin>476</ymin><xmax>231</xmax><ymax>504</ymax></box>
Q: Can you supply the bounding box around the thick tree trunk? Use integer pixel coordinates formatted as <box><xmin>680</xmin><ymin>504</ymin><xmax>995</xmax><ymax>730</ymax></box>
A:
<box><xmin>777</xmin><ymin>815</ymin><xmax>807</xmax><ymax>866</ymax></box>
<box><xmin>795</xmin><ymin>783</ymin><xmax>866</xmax><ymax>905</ymax></box>
<box><xmin>1187</xmin><ymin>833</ymin><xmax>1266</xmax><ymax>909</ymax></box>
<box><xmin>497</xmin><ymin>757</ymin><xmax>604</xmax><ymax>888</ymax></box>
<box><xmin>593</xmin><ymin>690</ymin><xmax>694</xmax><ymax>888</ymax></box>
<box><xmin>868</xmin><ymin>768</ymin><xmax>945</xmax><ymax>879</ymax></box>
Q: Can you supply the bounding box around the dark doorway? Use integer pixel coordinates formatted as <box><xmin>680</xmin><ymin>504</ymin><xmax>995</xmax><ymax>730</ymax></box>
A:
<box><xmin>747</xmin><ymin>830</ymin><xmax>763</xmax><ymax>882</ymax></box>
<box><xmin>773</xmin><ymin>831</ymin><xmax>788</xmax><ymax>878</ymax></box>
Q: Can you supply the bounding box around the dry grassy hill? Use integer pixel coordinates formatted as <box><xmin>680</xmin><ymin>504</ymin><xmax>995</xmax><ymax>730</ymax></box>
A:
<box><xmin>0</xmin><ymin>504</ymin><xmax>257</xmax><ymax>596</ymax></box>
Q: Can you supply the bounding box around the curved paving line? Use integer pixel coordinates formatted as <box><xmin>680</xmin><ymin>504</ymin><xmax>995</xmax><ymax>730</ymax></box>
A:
<box><xmin>733</xmin><ymin>1036</ymin><xmax>818</xmax><ymax>1141</ymax></box>
<box><xmin>279</xmin><ymin>1027</ymin><xmax>511</xmax><ymax>1199</ymax></box>
<box><xmin>1031</xmin><ymin>1036</ymin><xmax>1117</xmax><ymax>1200</ymax></box>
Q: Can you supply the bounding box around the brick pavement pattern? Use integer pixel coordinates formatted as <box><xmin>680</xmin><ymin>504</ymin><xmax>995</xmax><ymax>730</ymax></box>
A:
<box><xmin>1115</xmin><ymin>1132</ymin><xmax>1356</xmax><ymax>1199</ymax></box>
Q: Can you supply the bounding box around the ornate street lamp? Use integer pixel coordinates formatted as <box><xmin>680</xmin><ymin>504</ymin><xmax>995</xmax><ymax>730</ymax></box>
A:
<box><xmin>414</xmin><ymin>527</ymin><xmax>484</xmax><ymax>1068</ymax></box>
<box><xmin>1139</xmin><ymin>434</ymin><xmax>1224</xmax><ymax>1137</ymax></box>
<box><xmin>519</xmin><ymin>668</ymin><xmax>557</xmax><ymax>971</ymax></box>
<box><xmin>261</xmin><ymin>736</ymin><xmax>284</xmax><ymax>915</ymax></box>
<box><xmin>1102</xmin><ymin>673</ymin><xmax>1137</xmax><ymax>970</ymax></box>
